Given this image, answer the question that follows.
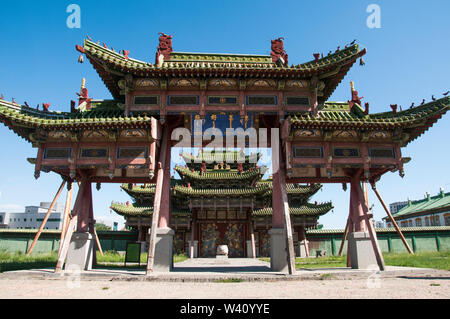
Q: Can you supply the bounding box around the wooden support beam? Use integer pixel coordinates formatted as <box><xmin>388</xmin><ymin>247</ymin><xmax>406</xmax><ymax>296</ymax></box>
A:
<box><xmin>146</xmin><ymin>125</ymin><xmax>169</xmax><ymax>274</ymax></box>
<box><xmin>27</xmin><ymin>180</ymin><xmax>66</xmax><ymax>255</ymax></box>
<box><xmin>55</xmin><ymin>215</ymin><xmax>78</xmax><ymax>273</ymax></box>
<box><xmin>371</xmin><ymin>183</ymin><xmax>414</xmax><ymax>255</ymax></box>
<box><xmin>93</xmin><ymin>227</ymin><xmax>103</xmax><ymax>256</ymax></box>
<box><xmin>338</xmin><ymin>218</ymin><xmax>350</xmax><ymax>257</ymax></box>
<box><xmin>57</xmin><ymin>183</ymin><xmax>73</xmax><ymax>257</ymax></box>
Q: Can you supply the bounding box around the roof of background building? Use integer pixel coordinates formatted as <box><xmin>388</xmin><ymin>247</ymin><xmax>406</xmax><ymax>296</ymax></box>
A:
<box><xmin>384</xmin><ymin>190</ymin><xmax>450</xmax><ymax>220</ymax></box>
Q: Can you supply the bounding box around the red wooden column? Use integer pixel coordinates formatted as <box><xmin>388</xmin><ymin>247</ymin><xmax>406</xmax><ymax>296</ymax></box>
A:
<box><xmin>74</xmin><ymin>178</ymin><xmax>93</xmax><ymax>232</ymax></box>
<box><xmin>270</xmin><ymin>128</ymin><xmax>296</xmax><ymax>274</ymax></box>
<box><xmin>158</xmin><ymin>134</ymin><xmax>172</xmax><ymax>228</ymax></box>
<box><xmin>350</xmin><ymin>176</ymin><xmax>367</xmax><ymax>233</ymax></box>
<box><xmin>346</xmin><ymin>171</ymin><xmax>385</xmax><ymax>270</ymax></box>
<box><xmin>147</xmin><ymin>125</ymin><xmax>172</xmax><ymax>273</ymax></box>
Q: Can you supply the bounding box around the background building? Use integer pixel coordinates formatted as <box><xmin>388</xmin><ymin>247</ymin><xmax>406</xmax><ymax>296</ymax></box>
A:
<box><xmin>385</xmin><ymin>188</ymin><xmax>450</xmax><ymax>228</ymax></box>
<box><xmin>389</xmin><ymin>201</ymin><xmax>409</xmax><ymax>215</ymax></box>
<box><xmin>0</xmin><ymin>202</ymin><xmax>64</xmax><ymax>230</ymax></box>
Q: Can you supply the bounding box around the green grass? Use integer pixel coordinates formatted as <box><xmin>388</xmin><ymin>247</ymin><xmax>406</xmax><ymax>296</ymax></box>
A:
<box><xmin>97</xmin><ymin>250</ymin><xmax>188</xmax><ymax>264</ymax></box>
<box><xmin>260</xmin><ymin>250</ymin><xmax>450</xmax><ymax>271</ymax></box>
<box><xmin>383</xmin><ymin>251</ymin><xmax>450</xmax><ymax>271</ymax></box>
<box><xmin>0</xmin><ymin>249</ymin><xmax>188</xmax><ymax>273</ymax></box>
<box><xmin>0</xmin><ymin>250</ymin><xmax>58</xmax><ymax>273</ymax></box>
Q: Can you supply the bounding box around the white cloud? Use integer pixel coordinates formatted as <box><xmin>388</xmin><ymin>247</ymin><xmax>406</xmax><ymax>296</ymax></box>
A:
<box><xmin>0</xmin><ymin>204</ymin><xmax>24</xmax><ymax>212</ymax></box>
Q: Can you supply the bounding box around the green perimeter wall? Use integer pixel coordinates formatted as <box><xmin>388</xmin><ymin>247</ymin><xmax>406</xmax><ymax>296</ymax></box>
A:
<box><xmin>306</xmin><ymin>226</ymin><xmax>450</xmax><ymax>256</ymax></box>
<box><xmin>0</xmin><ymin>230</ymin><xmax>138</xmax><ymax>255</ymax></box>
<box><xmin>0</xmin><ymin>227</ymin><xmax>449</xmax><ymax>256</ymax></box>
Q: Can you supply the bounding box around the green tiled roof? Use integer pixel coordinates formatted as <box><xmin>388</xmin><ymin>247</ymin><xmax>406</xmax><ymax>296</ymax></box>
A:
<box><xmin>173</xmin><ymin>184</ymin><xmax>271</xmax><ymax>197</ymax></box>
<box><xmin>83</xmin><ymin>39</ymin><xmax>362</xmax><ymax>72</ymax></box>
<box><xmin>170</xmin><ymin>52</ymin><xmax>272</xmax><ymax>64</ymax></box>
<box><xmin>121</xmin><ymin>183</ymin><xmax>156</xmax><ymax>196</ymax></box>
<box><xmin>384</xmin><ymin>191</ymin><xmax>450</xmax><ymax>220</ymax></box>
<box><xmin>110</xmin><ymin>202</ymin><xmax>190</xmax><ymax>217</ymax></box>
<box><xmin>0</xmin><ymin>99</ymin><xmax>154</xmax><ymax>142</ymax></box>
<box><xmin>306</xmin><ymin>226</ymin><xmax>450</xmax><ymax>234</ymax></box>
<box><xmin>291</xmin><ymin>97</ymin><xmax>450</xmax><ymax>145</ymax></box>
<box><xmin>180</xmin><ymin>151</ymin><xmax>262</xmax><ymax>164</ymax></box>
<box><xmin>175</xmin><ymin>165</ymin><xmax>265</xmax><ymax>181</ymax></box>
<box><xmin>121</xmin><ymin>181</ymin><xmax>321</xmax><ymax>201</ymax></box>
<box><xmin>252</xmin><ymin>202</ymin><xmax>333</xmax><ymax>217</ymax></box>
<box><xmin>81</xmin><ymin>38</ymin><xmax>365</xmax><ymax>101</ymax></box>
<box><xmin>291</xmin><ymin>98</ymin><xmax>450</xmax><ymax>130</ymax></box>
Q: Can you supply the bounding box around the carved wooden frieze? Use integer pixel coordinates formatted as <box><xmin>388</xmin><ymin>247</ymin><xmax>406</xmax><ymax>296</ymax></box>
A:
<box><xmin>368</xmin><ymin>131</ymin><xmax>392</xmax><ymax>141</ymax></box>
<box><xmin>48</xmin><ymin>130</ymin><xmax>70</xmax><ymax>140</ymax></box>
<box><xmin>293</xmin><ymin>129</ymin><xmax>321</xmax><ymax>139</ymax></box>
<box><xmin>120</xmin><ymin>129</ymin><xmax>147</xmax><ymax>139</ymax></box>
<box><xmin>286</xmin><ymin>80</ymin><xmax>309</xmax><ymax>89</ymax></box>
<box><xmin>135</xmin><ymin>78</ymin><xmax>159</xmax><ymax>89</ymax></box>
<box><xmin>169</xmin><ymin>78</ymin><xmax>199</xmax><ymax>89</ymax></box>
<box><xmin>207</xmin><ymin>78</ymin><xmax>237</xmax><ymax>90</ymax></box>
<box><xmin>247</xmin><ymin>79</ymin><xmax>276</xmax><ymax>89</ymax></box>
<box><xmin>82</xmin><ymin>130</ymin><xmax>109</xmax><ymax>140</ymax></box>
<box><xmin>332</xmin><ymin>130</ymin><xmax>359</xmax><ymax>141</ymax></box>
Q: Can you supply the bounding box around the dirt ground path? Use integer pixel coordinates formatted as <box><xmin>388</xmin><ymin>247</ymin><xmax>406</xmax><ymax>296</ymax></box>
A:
<box><xmin>0</xmin><ymin>276</ymin><xmax>448</xmax><ymax>299</ymax></box>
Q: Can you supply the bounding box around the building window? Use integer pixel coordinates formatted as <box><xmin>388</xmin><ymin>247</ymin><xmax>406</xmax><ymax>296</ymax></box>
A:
<box><xmin>445</xmin><ymin>214</ymin><xmax>450</xmax><ymax>226</ymax></box>
<box><xmin>425</xmin><ymin>217</ymin><xmax>430</xmax><ymax>226</ymax></box>
<box><xmin>368</xmin><ymin>148</ymin><xmax>395</xmax><ymax>158</ymax></box>
<box><xmin>435</xmin><ymin>216</ymin><xmax>440</xmax><ymax>226</ymax></box>
<box><xmin>293</xmin><ymin>147</ymin><xmax>323</xmax><ymax>158</ymax></box>
<box><xmin>408</xmin><ymin>220</ymin><xmax>413</xmax><ymax>227</ymax></box>
<box><xmin>133</xmin><ymin>95</ymin><xmax>159</xmax><ymax>106</ymax></box>
<box><xmin>415</xmin><ymin>218</ymin><xmax>422</xmax><ymax>227</ymax></box>
<box><xmin>168</xmin><ymin>95</ymin><xmax>199</xmax><ymax>105</ymax></box>
<box><xmin>246</xmin><ymin>95</ymin><xmax>277</xmax><ymax>106</ymax></box>
<box><xmin>286</xmin><ymin>96</ymin><xmax>310</xmax><ymax>106</ymax></box>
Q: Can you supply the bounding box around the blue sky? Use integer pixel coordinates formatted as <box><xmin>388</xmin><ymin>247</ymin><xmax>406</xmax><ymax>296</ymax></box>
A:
<box><xmin>0</xmin><ymin>0</ymin><xmax>449</xmax><ymax>229</ymax></box>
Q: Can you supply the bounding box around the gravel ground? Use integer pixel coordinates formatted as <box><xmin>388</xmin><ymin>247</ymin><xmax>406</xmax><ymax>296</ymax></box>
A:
<box><xmin>0</xmin><ymin>276</ymin><xmax>448</xmax><ymax>299</ymax></box>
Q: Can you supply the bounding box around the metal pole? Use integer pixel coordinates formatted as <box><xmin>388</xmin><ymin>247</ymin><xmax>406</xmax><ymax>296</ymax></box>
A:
<box><xmin>27</xmin><ymin>180</ymin><xmax>66</xmax><ymax>255</ymax></box>
<box><xmin>371</xmin><ymin>182</ymin><xmax>414</xmax><ymax>255</ymax></box>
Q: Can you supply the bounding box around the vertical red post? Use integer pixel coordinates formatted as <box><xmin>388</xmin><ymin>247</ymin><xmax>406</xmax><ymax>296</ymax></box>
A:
<box><xmin>158</xmin><ymin>129</ymin><xmax>172</xmax><ymax>228</ymax></box>
<box><xmin>73</xmin><ymin>178</ymin><xmax>92</xmax><ymax>232</ymax></box>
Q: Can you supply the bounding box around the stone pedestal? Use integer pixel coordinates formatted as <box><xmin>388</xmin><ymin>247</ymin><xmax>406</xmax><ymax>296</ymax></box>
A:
<box><xmin>299</xmin><ymin>239</ymin><xmax>309</xmax><ymax>257</ymax></box>
<box><xmin>139</xmin><ymin>241</ymin><xmax>148</xmax><ymax>253</ymax></box>
<box><xmin>348</xmin><ymin>231</ymin><xmax>379</xmax><ymax>269</ymax></box>
<box><xmin>65</xmin><ymin>232</ymin><xmax>94</xmax><ymax>271</ymax></box>
<box><xmin>269</xmin><ymin>228</ymin><xmax>288</xmax><ymax>272</ymax></box>
<box><xmin>188</xmin><ymin>240</ymin><xmax>198</xmax><ymax>258</ymax></box>
<box><xmin>246</xmin><ymin>240</ymin><xmax>254</xmax><ymax>258</ymax></box>
<box><xmin>152</xmin><ymin>227</ymin><xmax>175</xmax><ymax>272</ymax></box>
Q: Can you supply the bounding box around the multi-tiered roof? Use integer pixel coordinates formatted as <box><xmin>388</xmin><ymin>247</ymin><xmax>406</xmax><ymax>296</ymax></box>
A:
<box><xmin>111</xmin><ymin>151</ymin><xmax>332</xmax><ymax>224</ymax></box>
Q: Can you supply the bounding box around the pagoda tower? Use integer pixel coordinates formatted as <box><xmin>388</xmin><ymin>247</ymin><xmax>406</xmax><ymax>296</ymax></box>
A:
<box><xmin>111</xmin><ymin>150</ymin><xmax>333</xmax><ymax>258</ymax></box>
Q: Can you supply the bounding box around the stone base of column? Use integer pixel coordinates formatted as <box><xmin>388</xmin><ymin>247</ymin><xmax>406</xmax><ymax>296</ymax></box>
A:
<box><xmin>139</xmin><ymin>241</ymin><xmax>148</xmax><ymax>253</ymax></box>
<box><xmin>269</xmin><ymin>228</ymin><xmax>288</xmax><ymax>272</ymax></box>
<box><xmin>65</xmin><ymin>232</ymin><xmax>94</xmax><ymax>271</ymax></box>
<box><xmin>246</xmin><ymin>240</ymin><xmax>254</xmax><ymax>258</ymax></box>
<box><xmin>348</xmin><ymin>231</ymin><xmax>379</xmax><ymax>269</ymax></box>
<box><xmin>153</xmin><ymin>227</ymin><xmax>175</xmax><ymax>272</ymax></box>
<box><xmin>299</xmin><ymin>240</ymin><xmax>309</xmax><ymax>257</ymax></box>
<box><xmin>188</xmin><ymin>240</ymin><xmax>198</xmax><ymax>258</ymax></box>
